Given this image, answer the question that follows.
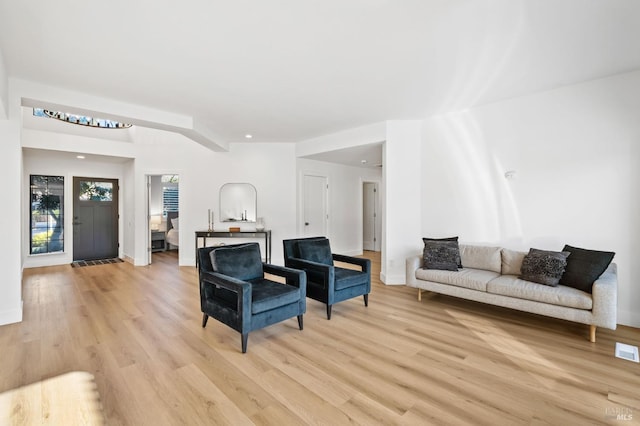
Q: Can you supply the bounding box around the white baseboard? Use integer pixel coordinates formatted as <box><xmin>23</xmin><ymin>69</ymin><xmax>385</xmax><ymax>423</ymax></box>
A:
<box><xmin>0</xmin><ymin>301</ymin><xmax>23</xmax><ymax>326</ymax></box>
<box><xmin>380</xmin><ymin>272</ymin><xmax>405</xmax><ymax>285</ymax></box>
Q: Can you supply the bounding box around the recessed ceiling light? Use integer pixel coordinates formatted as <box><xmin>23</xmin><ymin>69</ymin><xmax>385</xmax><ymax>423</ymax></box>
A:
<box><xmin>245</xmin><ymin>134</ymin><xmax>253</xmax><ymax>139</ymax></box>
<box><xmin>361</xmin><ymin>159</ymin><xmax>367</xmax><ymax>164</ymax></box>
<box><xmin>76</xmin><ymin>155</ymin><xmax>85</xmax><ymax>159</ymax></box>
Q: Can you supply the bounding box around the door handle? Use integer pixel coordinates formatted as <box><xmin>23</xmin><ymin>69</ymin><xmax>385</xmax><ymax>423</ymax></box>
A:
<box><xmin>305</xmin><ymin>222</ymin><xmax>309</xmax><ymax>226</ymax></box>
<box><xmin>73</xmin><ymin>222</ymin><xmax>82</xmax><ymax>225</ymax></box>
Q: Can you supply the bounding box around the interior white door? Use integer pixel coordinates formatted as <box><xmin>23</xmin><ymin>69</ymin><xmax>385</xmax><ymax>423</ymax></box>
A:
<box><xmin>363</xmin><ymin>182</ymin><xmax>378</xmax><ymax>251</ymax></box>
<box><xmin>303</xmin><ymin>174</ymin><xmax>328</xmax><ymax>237</ymax></box>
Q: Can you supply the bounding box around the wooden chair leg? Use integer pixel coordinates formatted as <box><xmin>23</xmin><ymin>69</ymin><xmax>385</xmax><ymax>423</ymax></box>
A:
<box><xmin>241</xmin><ymin>333</ymin><xmax>248</xmax><ymax>353</ymax></box>
<box><xmin>326</xmin><ymin>305</ymin><xmax>332</xmax><ymax>320</ymax></box>
<box><xmin>202</xmin><ymin>314</ymin><xmax>209</xmax><ymax>328</ymax></box>
<box><xmin>589</xmin><ymin>325</ymin><xmax>596</xmax><ymax>343</ymax></box>
<box><xmin>363</xmin><ymin>294</ymin><xmax>369</xmax><ymax>307</ymax></box>
<box><xmin>418</xmin><ymin>289</ymin><xmax>422</xmax><ymax>301</ymax></box>
<box><xmin>297</xmin><ymin>315</ymin><xmax>304</xmax><ymax>330</ymax></box>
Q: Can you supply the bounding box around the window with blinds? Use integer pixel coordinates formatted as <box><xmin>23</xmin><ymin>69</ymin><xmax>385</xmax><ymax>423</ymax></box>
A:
<box><xmin>163</xmin><ymin>187</ymin><xmax>179</xmax><ymax>213</ymax></box>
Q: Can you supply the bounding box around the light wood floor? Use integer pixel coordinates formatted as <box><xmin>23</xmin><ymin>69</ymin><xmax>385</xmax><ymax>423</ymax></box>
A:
<box><xmin>3</xmin><ymin>250</ymin><xmax>639</xmax><ymax>425</ymax></box>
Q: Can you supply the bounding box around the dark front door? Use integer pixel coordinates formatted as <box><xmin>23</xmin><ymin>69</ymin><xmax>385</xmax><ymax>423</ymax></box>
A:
<box><xmin>73</xmin><ymin>177</ymin><xmax>119</xmax><ymax>261</ymax></box>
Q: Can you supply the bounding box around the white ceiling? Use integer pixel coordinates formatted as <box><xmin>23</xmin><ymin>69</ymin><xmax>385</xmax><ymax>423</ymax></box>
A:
<box><xmin>1</xmin><ymin>0</ymin><xmax>640</xmax><ymax>147</ymax></box>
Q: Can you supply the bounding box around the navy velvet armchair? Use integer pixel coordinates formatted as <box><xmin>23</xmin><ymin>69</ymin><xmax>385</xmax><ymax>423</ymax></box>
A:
<box><xmin>283</xmin><ymin>237</ymin><xmax>371</xmax><ymax>319</ymax></box>
<box><xmin>198</xmin><ymin>242</ymin><xmax>306</xmax><ymax>353</ymax></box>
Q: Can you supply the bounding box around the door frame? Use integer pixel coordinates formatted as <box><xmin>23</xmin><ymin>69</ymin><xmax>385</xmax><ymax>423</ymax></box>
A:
<box><xmin>362</xmin><ymin>180</ymin><xmax>381</xmax><ymax>252</ymax></box>
<box><xmin>298</xmin><ymin>172</ymin><xmax>329</xmax><ymax>237</ymax></box>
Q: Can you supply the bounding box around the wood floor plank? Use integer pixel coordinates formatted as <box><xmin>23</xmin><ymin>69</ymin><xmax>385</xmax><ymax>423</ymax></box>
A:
<box><xmin>1</xmin><ymin>249</ymin><xmax>637</xmax><ymax>425</ymax></box>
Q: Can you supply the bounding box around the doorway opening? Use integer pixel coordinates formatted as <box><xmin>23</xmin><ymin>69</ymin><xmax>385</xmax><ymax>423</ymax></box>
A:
<box><xmin>363</xmin><ymin>181</ymin><xmax>381</xmax><ymax>252</ymax></box>
<box><xmin>148</xmin><ymin>174</ymin><xmax>179</xmax><ymax>265</ymax></box>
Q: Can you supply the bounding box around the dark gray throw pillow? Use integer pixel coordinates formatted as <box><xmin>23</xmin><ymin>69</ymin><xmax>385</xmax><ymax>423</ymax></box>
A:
<box><xmin>422</xmin><ymin>240</ymin><xmax>460</xmax><ymax>271</ymax></box>
<box><xmin>559</xmin><ymin>245</ymin><xmax>615</xmax><ymax>293</ymax></box>
<box><xmin>296</xmin><ymin>239</ymin><xmax>334</xmax><ymax>265</ymax></box>
<box><xmin>519</xmin><ymin>248</ymin><xmax>570</xmax><ymax>286</ymax></box>
<box><xmin>210</xmin><ymin>243</ymin><xmax>263</xmax><ymax>281</ymax></box>
<box><xmin>423</xmin><ymin>236</ymin><xmax>461</xmax><ymax>268</ymax></box>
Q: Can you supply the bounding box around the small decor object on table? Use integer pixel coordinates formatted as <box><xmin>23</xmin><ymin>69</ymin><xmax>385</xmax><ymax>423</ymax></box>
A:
<box><xmin>208</xmin><ymin>208</ymin><xmax>215</xmax><ymax>232</ymax></box>
<box><xmin>256</xmin><ymin>217</ymin><xmax>265</xmax><ymax>231</ymax></box>
<box><xmin>229</xmin><ymin>227</ymin><xmax>241</xmax><ymax>232</ymax></box>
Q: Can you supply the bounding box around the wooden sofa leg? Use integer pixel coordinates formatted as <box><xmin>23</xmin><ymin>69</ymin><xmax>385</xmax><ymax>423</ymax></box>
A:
<box><xmin>202</xmin><ymin>314</ymin><xmax>209</xmax><ymax>328</ymax></box>
<box><xmin>589</xmin><ymin>325</ymin><xmax>596</xmax><ymax>343</ymax></box>
<box><xmin>418</xmin><ymin>289</ymin><xmax>422</xmax><ymax>302</ymax></box>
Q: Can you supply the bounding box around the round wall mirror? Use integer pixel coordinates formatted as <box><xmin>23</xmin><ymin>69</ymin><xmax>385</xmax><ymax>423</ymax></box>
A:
<box><xmin>219</xmin><ymin>183</ymin><xmax>257</xmax><ymax>222</ymax></box>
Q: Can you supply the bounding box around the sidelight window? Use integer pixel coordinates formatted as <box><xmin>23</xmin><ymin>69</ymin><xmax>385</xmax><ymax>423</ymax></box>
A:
<box><xmin>30</xmin><ymin>175</ymin><xmax>64</xmax><ymax>254</ymax></box>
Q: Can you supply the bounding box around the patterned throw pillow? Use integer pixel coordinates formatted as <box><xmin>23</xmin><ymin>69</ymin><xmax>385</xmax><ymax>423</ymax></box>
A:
<box><xmin>422</xmin><ymin>240</ymin><xmax>460</xmax><ymax>271</ymax></box>
<box><xmin>519</xmin><ymin>248</ymin><xmax>570</xmax><ymax>286</ymax></box>
<box><xmin>423</xmin><ymin>237</ymin><xmax>461</xmax><ymax>268</ymax></box>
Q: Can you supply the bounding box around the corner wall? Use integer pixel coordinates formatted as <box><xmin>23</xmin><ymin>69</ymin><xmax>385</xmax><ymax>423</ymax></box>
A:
<box><xmin>0</xmin><ymin>48</ymin><xmax>7</xmax><ymax>119</ymax></box>
<box><xmin>0</xmin><ymin>80</ymin><xmax>23</xmax><ymax>325</ymax></box>
<box><xmin>382</xmin><ymin>120</ymin><xmax>422</xmax><ymax>284</ymax></box>
<box><xmin>296</xmin><ymin>158</ymin><xmax>382</xmax><ymax>255</ymax></box>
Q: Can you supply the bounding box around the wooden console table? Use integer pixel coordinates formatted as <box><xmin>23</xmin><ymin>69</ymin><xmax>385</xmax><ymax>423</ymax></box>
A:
<box><xmin>195</xmin><ymin>230</ymin><xmax>272</xmax><ymax>266</ymax></box>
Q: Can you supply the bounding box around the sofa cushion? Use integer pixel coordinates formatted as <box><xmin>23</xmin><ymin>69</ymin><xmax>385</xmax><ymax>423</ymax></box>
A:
<box><xmin>487</xmin><ymin>275</ymin><xmax>593</xmax><ymax>310</ymax></box>
<box><xmin>296</xmin><ymin>238</ymin><xmax>334</xmax><ymax>266</ymax></box>
<box><xmin>423</xmin><ymin>237</ymin><xmax>461</xmax><ymax>268</ymax></box>
<box><xmin>415</xmin><ymin>267</ymin><xmax>500</xmax><ymax>292</ymax></box>
<box><xmin>559</xmin><ymin>245</ymin><xmax>615</xmax><ymax>293</ymax></box>
<box><xmin>501</xmin><ymin>248</ymin><xmax>527</xmax><ymax>275</ymax></box>
<box><xmin>422</xmin><ymin>240</ymin><xmax>460</xmax><ymax>271</ymax></box>
<box><xmin>459</xmin><ymin>244</ymin><xmax>502</xmax><ymax>273</ymax></box>
<box><xmin>210</xmin><ymin>243</ymin><xmax>263</xmax><ymax>281</ymax></box>
<box><xmin>520</xmin><ymin>248</ymin><xmax>569</xmax><ymax>286</ymax></box>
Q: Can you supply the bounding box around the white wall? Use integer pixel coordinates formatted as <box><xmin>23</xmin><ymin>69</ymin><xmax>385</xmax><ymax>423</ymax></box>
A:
<box><xmin>0</xmin><ymin>81</ymin><xmax>22</xmax><ymax>325</ymax></box>
<box><xmin>420</xmin><ymin>70</ymin><xmax>640</xmax><ymax>327</ymax></box>
<box><xmin>122</xmin><ymin>160</ymin><xmax>135</xmax><ymax>262</ymax></box>
<box><xmin>382</xmin><ymin>120</ymin><xmax>423</xmax><ymax>284</ymax></box>
<box><xmin>297</xmin><ymin>158</ymin><xmax>382</xmax><ymax>256</ymax></box>
<box><xmin>0</xmin><ymin>48</ymin><xmax>7</xmax><ymax>119</ymax></box>
<box><xmin>130</xmin><ymin>128</ymin><xmax>297</xmax><ymax>266</ymax></box>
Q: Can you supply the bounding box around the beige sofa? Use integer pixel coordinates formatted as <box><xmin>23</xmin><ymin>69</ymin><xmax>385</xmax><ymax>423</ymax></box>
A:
<box><xmin>406</xmin><ymin>244</ymin><xmax>617</xmax><ymax>342</ymax></box>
